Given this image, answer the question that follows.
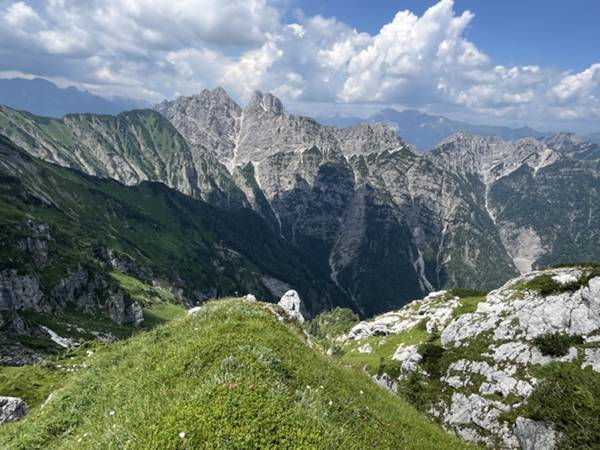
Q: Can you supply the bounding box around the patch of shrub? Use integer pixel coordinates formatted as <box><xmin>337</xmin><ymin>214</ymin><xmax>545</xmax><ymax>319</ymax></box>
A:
<box><xmin>417</xmin><ymin>342</ymin><xmax>446</xmax><ymax>380</ymax></box>
<box><xmin>519</xmin><ymin>268</ymin><xmax>600</xmax><ymax>296</ymax></box>
<box><xmin>525</xmin><ymin>362</ymin><xmax>600</xmax><ymax>449</ymax></box>
<box><xmin>306</xmin><ymin>307</ymin><xmax>359</xmax><ymax>343</ymax></box>
<box><xmin>533</xmin><ymin>333</ymin><xmax>583</xmax><ymax>357</ymax></box>
<box><xmin>397</xmin><ymin>372</ymin><xmax>439</xmax><ymax>413</ymax></box>
<box><xmin>448</xmin><ymin>288</ymin><xmax>488</xmax><ymax>298</ymax></box>
<box><xmin>415</xmin><ymin>318</ymin><xmax>429</xmax><ymax>332</ymax></box>
<box><xmin>377</xmin><ymin>356</ymin><xmax>401</xmax><ymax>379</ymax></box>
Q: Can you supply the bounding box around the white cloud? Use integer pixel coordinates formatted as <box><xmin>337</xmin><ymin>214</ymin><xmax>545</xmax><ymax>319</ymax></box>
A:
<box><xmin>0</xmin><ymin>0</ymin><xmax>599</xmax><ymax>130</ymax></box>
<box><xmin>4</xmin><ymin>1</ymin><xmax>42</xmax><ymax>28</ymax></box>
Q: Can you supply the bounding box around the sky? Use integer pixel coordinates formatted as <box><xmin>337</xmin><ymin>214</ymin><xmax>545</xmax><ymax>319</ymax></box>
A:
<box><xmin>0</xmin><ymin>0</ymin><xmax>599</xmax><ymax>132</ymax></box>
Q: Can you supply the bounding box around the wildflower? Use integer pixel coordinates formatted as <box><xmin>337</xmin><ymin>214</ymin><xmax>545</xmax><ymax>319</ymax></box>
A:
<box><xmin>320</xmin><ymin>385</ymin><xmax>324</xmax><ymax>389</ymax></box>
<box><xmin>306</xmin><ymin>385</ymin><xmax>311</xmax><ymax>389</ymax></box>
<box><xmin>328</xmin><ymin>400</ymin><xmax>333</xmax><ymax>406</ymax></box>
<box><xmin>360</xmin><ymin>390</ymin><xmax>364</xmax><ymax>395</ymax></box>
<box><xmin>179</xmin><ymin>432</ymin><xmax>186</xmax><ymax>439</ymax></box>
<box><xmin>109</xmin><ymin>410</ymin><xmax>115</xmax><ymax>416</ymax></box>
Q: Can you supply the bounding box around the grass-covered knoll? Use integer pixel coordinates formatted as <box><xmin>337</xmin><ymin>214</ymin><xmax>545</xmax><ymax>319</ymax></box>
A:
<box><xmin>451</xmin><ymin>295</ymin><xmax>486</xmax><ymax>318</ymax></box>
<box><xmin>0</xmin><ymin>300</ymin><xmax>473</xmax><ymax>450</ymax></box>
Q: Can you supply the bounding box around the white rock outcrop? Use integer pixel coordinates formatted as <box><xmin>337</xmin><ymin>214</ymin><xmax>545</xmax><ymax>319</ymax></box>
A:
<box><xmin>347</xmin><ymin>291</ymin><xmax>460</xmax><ymax>340</ymax></box>
<box><xmin>442</xmin><ymin>269</ymin><xmax>600</xmax><ymax>347</ymax></box>
<box><xmin>343</xmin><ymin>267</ymin><xmax>600</xmax><ymax>449</ymax></box>
<box><xmin>357</xmin><ymin>344</ymin><xmax>373</xmax><ymax>354</ymax></box>
<box><xmin>391</xmin><ymin>344</ymin><xmax>422</xmax><ymax>375</ymax></box>
<box><xmin>278</xmin><ymin>290</ymin><xmax>306</xmax><ymax>323</ymax></box>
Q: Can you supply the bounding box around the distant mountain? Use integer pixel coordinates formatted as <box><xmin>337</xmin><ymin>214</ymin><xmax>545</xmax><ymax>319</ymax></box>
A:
<box><xmin>0</xmin><ymin>77</ymin><xmax>148</xmax><ymax>118</ymax></box>
<box><xmin>544</xmin><ymin>132</ymin><xmax>600</xmax><ymax>160</ymax></box>
<box><xmin>369</xmin><ymin>108</ymin><xmax>548</xmax><ymax>150</ymax></box>
<box><xmin>314</xmin><ymin>112</ymin><xmax>364</xmax><ymax>129</ymax></box>
<box><xmin>318</xmin><ymin>108</ymin><xmax>548</xmax><ymax>150</ymax></box>
<box><xmin>585</xmin><ymin>132</ymin><xmax>600</xmax><ymax>144</ymax></box>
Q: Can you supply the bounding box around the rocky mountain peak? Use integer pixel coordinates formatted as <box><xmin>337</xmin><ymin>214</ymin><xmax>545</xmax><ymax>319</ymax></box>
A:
<box><xmin>245</xmin><ymin>91</ymin><xmax>286</xmax><ymax>117</ymax></box>
<box><xmin>153</xmin><ymin>87</ymin><xmax>241</xmax><ymax>162</ymax></box>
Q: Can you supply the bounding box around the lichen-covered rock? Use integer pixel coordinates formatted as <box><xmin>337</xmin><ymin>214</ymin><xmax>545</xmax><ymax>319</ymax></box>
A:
<box><xmin>278</xmin><ymin>290</ymin><xmax>306</xmax><ymax>323</ymax></box>
<box><xmin>0</xmin><ymin>396</ymin><xmax>27</xmax><ymax>425</ymax></box>
<box><xmin>582</xmin><ymin>348</ymin><xmax>600</xmax><ymax>372</ymax></box>
<box><xmin>513</xmin><ymin>417</ymin><xmax>556</xmax><ymax>450</ymax></box>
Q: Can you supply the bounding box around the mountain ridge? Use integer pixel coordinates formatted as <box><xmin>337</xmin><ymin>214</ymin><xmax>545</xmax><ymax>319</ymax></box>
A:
<box><xmin>318</xmin><ymin>107</ymin><xmax>549</xmax><ymax>151</ymax></box>
<box><xmin>0</xmin><ymin>78</ymin><xmax>148</xmax><ymax>119</ymax></box>
<box><xmin>1</xmin><ymin>89</ymin><xmax>600</xmax><ymax>317</ymax></box>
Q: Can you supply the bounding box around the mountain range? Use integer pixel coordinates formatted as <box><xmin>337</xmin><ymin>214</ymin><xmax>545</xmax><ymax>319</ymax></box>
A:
<box><xmin>0</xmin><ymin>78</ymin><xmax>148</xmax><ymax>118</ymax></box>
<box><xmin>1</xmin><ymin>86</ymin><xmax>600</xmax><ymax>449</ymax></box>
<box><xmin>318</xmin><ymin>108</ymin><xmax>550</xmax><ymax>150</ymax></box>
<box><xmin>1</xmin><ymin>87</ymin><xmax>599</xmax><ymax>322</ymax></box>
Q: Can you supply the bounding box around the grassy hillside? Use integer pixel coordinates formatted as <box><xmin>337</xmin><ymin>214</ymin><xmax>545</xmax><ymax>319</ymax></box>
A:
<box><xmin>0</xmin><ymin>300</ymin><xmax>474</xmax><ymax>450</ymax></box>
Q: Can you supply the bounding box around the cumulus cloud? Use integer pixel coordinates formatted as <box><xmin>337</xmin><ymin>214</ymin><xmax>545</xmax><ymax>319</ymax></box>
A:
<box><xmin>0</xmin><ymin>0</ymin><xmax>599</xmax><ymax>130</ymax></box>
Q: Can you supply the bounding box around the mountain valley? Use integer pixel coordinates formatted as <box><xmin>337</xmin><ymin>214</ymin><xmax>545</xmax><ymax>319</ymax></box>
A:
<box><xmin>1</xmin><ymin>88</ymin><xmax>600</xmax><ymax>450</ymax></box>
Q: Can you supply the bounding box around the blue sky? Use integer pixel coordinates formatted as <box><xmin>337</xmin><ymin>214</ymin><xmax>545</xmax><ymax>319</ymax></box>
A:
<box><xmin>0</xmin><ymin>0</ymin><xmax>599</xmax><ymax>132</ymax></box>
<box><xmin>293</xmin><ymin>0</ymin><xmax>600</xmax><ymax>72</ymax></box>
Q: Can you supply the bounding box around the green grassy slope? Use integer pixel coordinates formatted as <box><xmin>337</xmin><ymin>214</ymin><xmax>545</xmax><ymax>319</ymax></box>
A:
<box><xmin>0</xmin><ymin>300</ymin><xmax>474</xmax><ymax>450</ymax></box>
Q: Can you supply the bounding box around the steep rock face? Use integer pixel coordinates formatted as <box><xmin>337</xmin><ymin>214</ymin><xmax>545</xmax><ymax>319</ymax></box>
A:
<box><xmin>0</xmin><ymin>106</ymin><xmax>246</xmax><ymax>208</ymax></box>
<box><xmin>429</xmin><ymin>133</ymin><xmax>600</xmax><ymax>274</ymax></box>
<box><xmin>341</xmin><ymin>266</ymin><xmax>600</xmax><ymax>449</ymax></box>
<box><xmin>429</xmin><ymin>134</ymin><xmax>559</xmax><ymax>185</ymax></box>
<box><xmin>488</xmin><ymin>158</ymin><xmax>600</xmax><ymax>270</ymax></box>
<box><xmin>154</xmin><ymin>87</ymin><xmax>242</xmax><ymax>164</ymax></box>
<box><xmin>0</xmin><ymin>270</ymin><xmax>45</xmax><ymax>312</ymax></box>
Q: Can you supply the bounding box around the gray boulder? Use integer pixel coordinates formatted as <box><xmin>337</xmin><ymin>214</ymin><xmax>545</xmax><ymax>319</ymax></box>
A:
<box><xmin>278</xmin><ymin>290</ymin><xmax>306</xmax><ymax>323</ymax></box>
<box><xmin>0</xmin><ymin>396</ymin><xmax>26</xmax><ymax>425</ymax></box>
<box><xmin>513</xmin><ymin>417</ymin><xmax>556</xmax><ymax>450</ymax></box>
